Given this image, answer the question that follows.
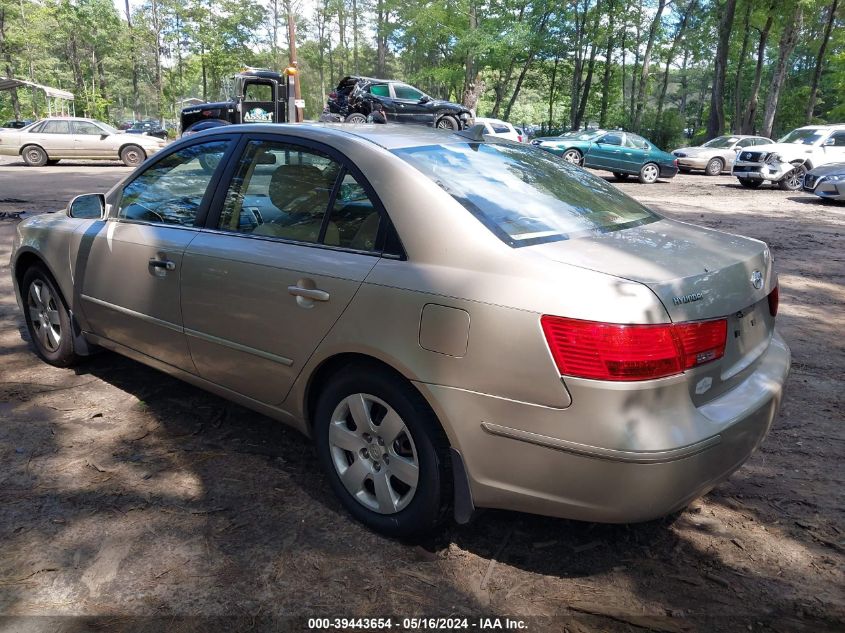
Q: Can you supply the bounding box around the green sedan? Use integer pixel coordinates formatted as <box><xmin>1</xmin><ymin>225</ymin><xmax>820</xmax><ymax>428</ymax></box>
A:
<box><xmin>531</xmin><ymin>129</ymin><xmax>679</xmax><ymax>184</ymax></box>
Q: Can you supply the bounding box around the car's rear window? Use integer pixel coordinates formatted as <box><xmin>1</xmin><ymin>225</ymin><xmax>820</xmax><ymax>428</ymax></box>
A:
<box><xmin>393</xmin><ymin>142</ymin><xmax>659</xmax><ymax>247</ymax></box>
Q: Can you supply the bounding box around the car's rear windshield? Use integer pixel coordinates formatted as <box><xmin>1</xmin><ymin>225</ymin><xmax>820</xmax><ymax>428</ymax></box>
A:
<box><xmin>393</xmin><ymin>142</ymin><xmax>659</xmax><ymax>247</ymax></box>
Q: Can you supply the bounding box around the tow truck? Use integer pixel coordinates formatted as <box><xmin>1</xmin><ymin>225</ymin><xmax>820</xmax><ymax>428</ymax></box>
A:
<box><xmin>179</xmin><ymin>67</ymin><xmax>303</xmax><ymax>136</ymax></box>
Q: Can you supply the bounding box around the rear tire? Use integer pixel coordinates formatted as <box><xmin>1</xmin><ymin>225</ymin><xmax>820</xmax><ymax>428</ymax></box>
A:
<box><xmin>613</xmin><ymin>172</ymin><xmax>630</xmax><ymax>181</ymax></box>
<box><xmin>120</xmin><ymin>144</ymin><xmax>146</xmax><ymax>167</ymax></box>
<box><xmin>738</xmin><ymin>178</ymin><xmax>763</xmax><ymax>189</ymax></box>
<box><xmin>778</xmin><ymin>162</ymin><xmax>807</xmax><ymax>191</ymax></box>
<box><xmin>705</xmin><ymin>157</ymin><xmax>724</xmax><ymax>176</ymax></box>
<box><xmin>21</xmin><ymin>265</ymin><xmax>80</xmax><ymax>367</ymax></box>
<box><xmin>638</xmin><ymin>162</ymin><xmax>660</xmax><ymax>184</ymax></box>
<box><xmin>436</xmin><ymin>115</ymin><xmax>460</xmax><ymax>130</ymax></box>
<box><xmin>314</xmin><ymin>365</ymin><xmax>451</xmax><ymax>538</ymax></box>
<box><xmin>345</xmin><ymin>112</ymin><xmax>368</xmax><ymax>124</ymax></box>
<box><xmin>21</xmin><ymin>145</ymin><xmax>47</xmax><ymax>167</ymax></box>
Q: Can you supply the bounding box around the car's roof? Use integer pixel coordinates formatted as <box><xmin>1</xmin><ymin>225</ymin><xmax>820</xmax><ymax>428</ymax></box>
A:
<box><xmin>217</xmin><ymin>122</ymin><xmax>486</xmax><ymax>150</ymax></box>
<box><xmin>36</xmin><ymin>116</ymin><xmax>102</xmax><ymax>123</ymax></box>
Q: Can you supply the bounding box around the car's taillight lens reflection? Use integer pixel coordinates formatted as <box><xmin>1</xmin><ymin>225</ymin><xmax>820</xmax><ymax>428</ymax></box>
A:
<box><xmin>540</xmin><ymin>316</ymin><xmax>727</xmax><ymax>381</ymax></box>
<box><xmin>768</xmin><ymin>285</ymin><xmax>779</xmax><ymax>317</ymax></box>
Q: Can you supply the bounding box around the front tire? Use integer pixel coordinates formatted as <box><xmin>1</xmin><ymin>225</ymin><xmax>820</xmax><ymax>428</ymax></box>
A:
<box><xmin>638</xmin><ymin>162</ymin><xmax>660</xmax><ymax>184</ymax></box>
<box><xmin>436</xmin><ymin>115</ymin><xmax>460</xmax><ymax>130</ymax></box>
<box><xmin>314</xmin><ymin>366</ymin><xmax>451</xmax><ymax>538</ymax></box>
<box><xmin>778</xmin><ymin>162</ymin><xmax>807</xmax><ymax>191</ymax></box>
<box><xmin>738</xmin><ymin>178</ymin><xmax>763</xmax><ymax>189</ymax></box>
<box><xmin>345</xmin><ymin>112</ymin><xmax>368</xmax><ymax>124</ymax></box>
<box><xmin>562</xmin><ymin>149</ymin><xmax>582</xmax><ymax>165</ymax></box>
<box><xmin>705</xmin><ymin>157</ymin><xmax>724</xmax><ymax>176</ymax></box>
<box><xmin>120</xmin><ymin>144</ymin><xmax>146</xmax><ymax>167</ymax></box>
<box><xmin>21</xmin><ymin>145</ymin><xmax>48</xmax><ymax>167</ymax></box>
<box><xmin>21</xmin><ymin>265</ymin><xmax>79</xmax><ymax>367</ymax></box>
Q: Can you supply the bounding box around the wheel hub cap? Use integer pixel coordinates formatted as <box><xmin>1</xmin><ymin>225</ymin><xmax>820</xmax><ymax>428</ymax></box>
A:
<box><xmin>328</xmin><ymin>393</ymin><xmax>419</xmax><ymax>515</ymax></box>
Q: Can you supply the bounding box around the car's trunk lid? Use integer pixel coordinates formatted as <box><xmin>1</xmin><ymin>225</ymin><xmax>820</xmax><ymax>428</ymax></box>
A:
<box><xmin>529</xmin><ymin>218</ymin><xmax>777</xmax><ymax>401</ymax></box>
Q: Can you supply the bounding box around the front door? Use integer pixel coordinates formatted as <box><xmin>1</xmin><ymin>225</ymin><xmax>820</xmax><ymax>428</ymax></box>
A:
<box><xmin>77</xmin><ymin>138</ymin><xmax>235</xmax><ymax>372</ymax></box>
<box><xmin>584</xmin><ymin>132</ymin><xmax>624</xmax><ymax>170</ymax></box>
<box><xmin>391</xmin><ymin>84</ymin><xmax>430</xmax><ymax>124</ymax></box>
<box><xmin>181</xmin><ymin>136</ymin><xmax>385</xmax><ymax>404</ymax></box>
<box><xmin>71</xmin><ymin>120</ymin><xmax>113</xmax><ymax>159</ymax></box>
<box><xmin>241</xmin><ymin>80</ymin><xmax>277</xmax><ymax>124</ymax></box>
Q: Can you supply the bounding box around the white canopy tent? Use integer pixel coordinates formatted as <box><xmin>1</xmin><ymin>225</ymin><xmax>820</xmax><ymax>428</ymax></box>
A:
<box><xmin>0</xmin><ymin>78</ymin><xmax>75</xmax><ymax>116</ymax></box>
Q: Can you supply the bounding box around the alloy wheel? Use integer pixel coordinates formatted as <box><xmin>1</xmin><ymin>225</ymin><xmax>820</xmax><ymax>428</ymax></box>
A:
<box><xmin>641</xmin><ymin>163</ymin><xmax>659</xmax><ymax>183</ymax></box>
<box><xmin>27</xmin><ymin>279</ymin><xmax>61</xmax><ymax>352</ymax></box>
<box><xmin>784</xmin><ymin>166</ymin><xmax>806</xmax><ymax>190</ymax></box>
<box><xmin>327</xmin><ymin>393</ymin><xmax>420</xmax><ymax>515</ymax></box>
<box><xmin>562</xmin><ymin>150</ymin><xmax>581</xmax><ymax>165</ymax></box>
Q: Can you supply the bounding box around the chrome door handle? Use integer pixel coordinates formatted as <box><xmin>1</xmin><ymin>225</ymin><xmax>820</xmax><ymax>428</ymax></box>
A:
<box><xmin>288</xmin><ymin>286</ymin><xmax>329</xmax><ymax>301</ymax></box>
<box><xmin>149</xmin><ymin>258</ymin><xmax>176</xmax><ymax>271</ymax></box>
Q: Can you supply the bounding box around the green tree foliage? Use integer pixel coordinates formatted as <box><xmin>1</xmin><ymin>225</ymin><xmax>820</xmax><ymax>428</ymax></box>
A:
<box><xmin>0</xmin><ymin>0</ymin><xmax>840</xmax><ymax>148</ymax></box>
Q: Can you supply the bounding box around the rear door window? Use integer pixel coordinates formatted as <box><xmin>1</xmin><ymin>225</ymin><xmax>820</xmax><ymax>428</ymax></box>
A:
<box><xmin>368</xmin><ymin>84</ymin><xmax>390</xmax><ymax>97</ymax></box>
<box><xmin>41</xmin><ymin>120</ymin><xmax>70</xmax><ymax>134</ymax></box>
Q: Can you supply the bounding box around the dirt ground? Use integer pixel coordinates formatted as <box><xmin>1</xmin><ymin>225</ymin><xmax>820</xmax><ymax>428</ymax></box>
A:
<box><xmin>0</xmin><ymin>159</ymin><xmax>843</xmax><ymax>633</ymax></box>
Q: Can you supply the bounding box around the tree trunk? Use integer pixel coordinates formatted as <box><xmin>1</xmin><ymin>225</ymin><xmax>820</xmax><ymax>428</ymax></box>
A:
<box><xmin>503</xmin><ymin>10</ymin><xmax>551</xmax><ymax>121</ymax></box>
<box><xmin>462</xmin><ymin>2</ymin><xmax>483</xmax><ymax>112</ymax></box>
<box><xmin>656</xmin><ymin>1</ymin><xmax>696</xmax><ymax>131</ymax></box>
<box><xmin>706</xmin><ymin>0</ymin><xmax>737</xmax><ymax>140</ymax></box>
<box><xmin>548</xmin><ymin>54</ymin><xmax>560</xmax><ymax>131</ymax></box>
<box><xmin>376</xmin><ymin>0</ymin><xmax>386</xmax><ymax>76</ymax></box>
<box><xmin>761</xmin><ymin>1</ymin><xmax>802</xmax><ymax>138</ymax></box>
<box><xmin>599</xmin><ymin>0</ymin><xmax>616</xmax><ymax>129</ymax></box>
<box><xmin>741</xmin><ymin>2</ymin><xmax>774</xmax><ymax>133</ymax></box>
<box><xmin>632</xmin><ymin>0</ymin><xmax>667</xmax><ymax>131</ymax></box>
<box><xmin>352</xmin><ymin>0</ymin><xmax>359</xmax><ymax>74</ymax></box>
<box><xmin>629</xmin><ymin>0</ymin><xmax>643</xmax><ymax>125</ymax></box>
<box><xmin>151</xmin><ymin>0</ymin><xmax>163</xmax><ymax>122</ymax></box>
<box><xmin>732</xmin><ymin>0</ymin><xmax>752</xmax><ymax>133</ymax></box>
<box><xmin>0</xmin><ymin>7</ymin><xmax>20</xmax><ymax>119</ymax></box>
<box><xmin>124</xmin><ymin>0</ymin><xmax>139</xmax><ymax>119</ymax></box>
<box><xmin>806</xmin><ymin>0</ymin><xmax>839</xmax><ymax>122</ymax></box>
<box><xmin>574</xmin><ymin>42</ymin><xmax>598</xmax><ymax>129</ymax></box>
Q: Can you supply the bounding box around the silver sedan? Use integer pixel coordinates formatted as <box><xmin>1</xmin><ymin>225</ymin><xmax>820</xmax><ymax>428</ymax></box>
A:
<box><xmin>0</xmin><ymin>117</ymin><xmax>165</xmax><ymax>166</ymax></box>
<box><xmin>673</xmin><ymin>135</ymin><xmax>773</xmax><ymax>175</ymax></box>
<box><xmin>10</xmin><ymin>123</ymin><xmax>790</xmax><ymax>537</ymax></box>
<box><xmin>803</xmin><ymin>162</ymin><xmax>845</xmax><ymax>201</ymax></box>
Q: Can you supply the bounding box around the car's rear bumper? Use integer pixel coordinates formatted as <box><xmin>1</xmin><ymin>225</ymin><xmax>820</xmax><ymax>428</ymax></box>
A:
<box><xmin>417</xmin><ymin>330</ymin><xmax>790</xmax><ymax>523</ymax></box>
<box><xmin>659</xmin><ymin>164</ymin><xmax>679</xmax><ymax>178</ymax></box>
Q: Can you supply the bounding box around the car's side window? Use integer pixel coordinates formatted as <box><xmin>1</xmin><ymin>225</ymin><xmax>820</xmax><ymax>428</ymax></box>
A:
<box><xmin>394</xmin><ymin>84</ymin><xmax>424</xmax><ymax>100</ymax></box>
<box><xmin>827</xmin><ymin>131</ymin><xmax>845</xmax><ymax>147</ymax></box>
<box><xmin>218</xmin><ymin>139</ymin><xmax>341</xmax><ymax>244</ymax></box>
<box><xmin>117</xmin><ymin>140</ymin><xmax>230</xmax><ymax>226</ymax></box>
<box><xmin>736</xmin><ymin>138</ymin><xmax>755</xmax><ymax>148</ymax></box>
<box><xmin>326</xmin><ymin>172</ymin><xmax>381</xmax><ymax>251</ymax></box>
<box><xmin>28</xmin><ymin>122</ymin><xmax>44</xmax><ymax>133</ymax></box>
<box><xmin>42</xmin><ymin>120</ymin><xmax>70</xmax><ymax>134</ymax></box>
<box><xmin>74</xmin><ymin>121</ymin><xmax>104</xmax><ymax>135</ymax></box>
<box><xmin>599</xmin><ymin>133</ymin><xmax>623</xmax><ymax>146</ymax></box>
<box><xmin>369</xmin><ymin>84</ymin><xmax>390</xmax><ymax>97</ymax></box>
<box><xmin>755</xmin><ymin>138</ymin><xmax>773</xmax><ymax>145</ymax></box>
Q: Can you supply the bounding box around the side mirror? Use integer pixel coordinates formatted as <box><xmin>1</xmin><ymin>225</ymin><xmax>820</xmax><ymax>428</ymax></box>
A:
<box><xmin>642</xmin><ymin>143</ymin><xmax>650</xmax><ymax>150</ymax></box>
<box><xmin>67</xmin><ymin>193</ymin><xmax>105</xmax><ymax>219</ymax></box>
<box><xmin>824</xmin><ymin>138</ymin><xmax>836</xmax><ymax>146</ymax></box>
<box><xmin>419</xmin><ymin>95</ymin><xmax>431</xmax><ymax>103</ymax></box>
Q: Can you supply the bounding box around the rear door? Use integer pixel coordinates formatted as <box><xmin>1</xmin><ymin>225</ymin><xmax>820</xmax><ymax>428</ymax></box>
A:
<box><xmin>181</xmin><ymin>135</ymin><xmax>386</xmax><ymax>404</ymax></box>
<box><xmin>35</xmin><ymin>120</ymin><xmax>74</xmax><ymax>157</ymax></box>
<box><xmin>367</xmin><ymin>83</ymin><xmax>397</xmax><ymax>121</ymax></box>
<box><xmin>622</xmin><ymin>133</ymin><xmax>648</xmax><ymax>172</ymax></box>
<box><xmin>77</xmin><ymin>137</ymin><xmax>236</xmax><ymax>372</ymax></box>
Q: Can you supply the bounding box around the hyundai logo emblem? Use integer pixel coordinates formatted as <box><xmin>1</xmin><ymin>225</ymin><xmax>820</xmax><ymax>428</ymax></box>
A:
<box><xmin>751</xmin><ymin>270</ymin><xmax>763</xmax><ymax>290</ymax></box>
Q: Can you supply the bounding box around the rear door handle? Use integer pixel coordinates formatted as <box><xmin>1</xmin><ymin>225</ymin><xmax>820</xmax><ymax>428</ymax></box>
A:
<box><xmin>288</xmin><ymin>286</ymin><xmax>330</xmax><ymax>301</ymax></box>
<box><xmin>149</xmin><ymin>258</ymin><xmax>176</xmax><ymax>271</ymax></box>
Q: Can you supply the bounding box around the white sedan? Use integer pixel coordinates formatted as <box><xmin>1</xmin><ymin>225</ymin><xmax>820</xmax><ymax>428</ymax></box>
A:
<box><xmin>0</xmin><ymin>117</ymin><xmax>166</xmax><ymax>166</ymax></box>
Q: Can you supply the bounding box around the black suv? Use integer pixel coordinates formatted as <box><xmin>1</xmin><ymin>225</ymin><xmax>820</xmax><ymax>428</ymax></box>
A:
<box><xmin>125</xmin><ymin>120</ymin><xmax>168</xmax><ymax>140</ymax></box>
<box><xmin>323</xmin><ymin>76</ymin><xmax>473</xmax><ymax>130</ymax></box>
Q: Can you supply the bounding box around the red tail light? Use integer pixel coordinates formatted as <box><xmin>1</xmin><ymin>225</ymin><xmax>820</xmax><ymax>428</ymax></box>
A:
<box><xmin>768</xmin><ymin>285</ymin><xmax>779</xmax><ymax>317</ymax></box>
<box><xmin>540</xmin><ymin>316</ymin><xmax>727</xmax><ymax>381</ymax></box>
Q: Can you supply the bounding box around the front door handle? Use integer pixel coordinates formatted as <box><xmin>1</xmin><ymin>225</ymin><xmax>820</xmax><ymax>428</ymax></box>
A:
<box><xmin>288</xmin><ymin>286</ymin><xmax>329</xmax><ymax>301</ymax></box>
<box><xmin>149</xmin><ymin>258</ymin><xmax>176</xmax><ymax>271</ymax></box>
